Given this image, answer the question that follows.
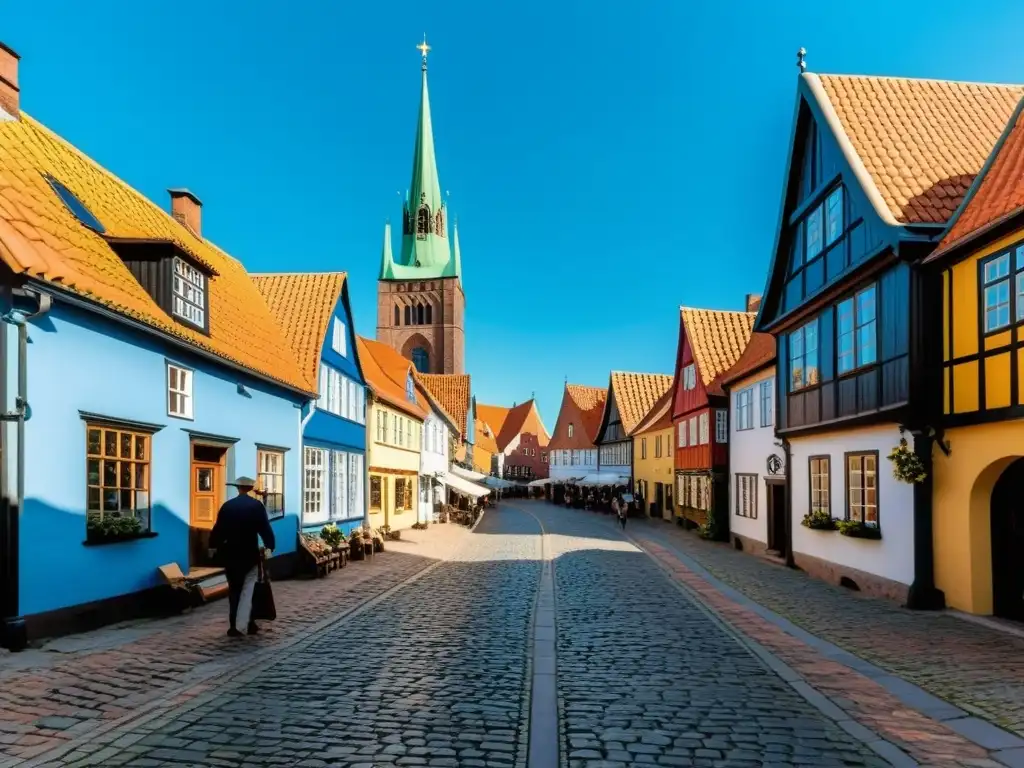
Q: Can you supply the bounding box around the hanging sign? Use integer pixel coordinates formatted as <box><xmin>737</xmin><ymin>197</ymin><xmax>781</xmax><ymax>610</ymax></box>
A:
<box><xmin>766</xmin><ymin>454</ymin><xmax>785</xmax><ymax>476</ymax></box>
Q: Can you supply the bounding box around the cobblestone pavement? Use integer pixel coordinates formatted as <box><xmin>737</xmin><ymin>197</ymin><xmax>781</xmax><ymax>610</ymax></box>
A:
<box><xmin>528</xmin><ymin>504</ymin><xmax>893</xmax><ymax>768</ymax></box>
<box><xmin>0</xmin><ymin>522</ymin><xmax>472</xmax><ymax>764</ymax></box>
<box><xmin>621</xmin><ymin>513</ymin><xmax>1024</xmax><ymax>738</ymax></box>
<box><xmin>29</xmin><ymin>508</ymin><xmax>543</xmax><ymax>768</ymax></box>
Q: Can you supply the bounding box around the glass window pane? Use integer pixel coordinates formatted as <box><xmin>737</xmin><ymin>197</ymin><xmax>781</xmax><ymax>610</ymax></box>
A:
<box><xmin>826</xmin><ymin>187</ymin><xmax>844</xmax><ymax>244</ymax></box>
<box><xmin>135</xmin><ymin>462</ymin><xmax>146</xmax><ymax>490</ymax></box>
<box><xmin>120</xmin><ymin>489</ymin><xmax>134</xmax><ymax>511</ymax></box>
<box><xmin>120</xmin><ymin>462</ymin><xmax>132</xmax><ymax>488</ymax></box>
<box><xmin>87</xmin><ymin>487</ymin><xmax>101</xmax><ymax>511</ymax></box>
<box><xmin>103</xmin><ymin>490</ymin><xmax>119</xmax><ymax>511</ymax></box>
<box><xmin>104</xmin><ymin>431</ymin><xmax>118</xmax><ymax>457</ymax></box>
<box><xmin>985</xmin><ymin>254</ymin><xmax>1010</xmax><ymax>284</ymax></box>
<box><xmin>807</xmin><ymin>205</ymin><xmax>823</xmax><ymax>260</ymax></box>
<box><xmin>120</xmin><ymin>433</ymin><xmax>132</xmax><ymax>458</ymax></box>
<box><xmin>103</xmin><ymin>460</ymin><xmax>117</xmax><ymax>487</ymax></box>
<box><xmin>135</xmin><ymin>435</ymin><xmax>147</xmax><ymax>460</ymax></box>
<box><xmin>88</xmin><ymin>429</ymin><xmax>101</xmax><ymax>455</ymax></box>
<box><xmin>87</xmin><ymin>459</ymin><xmax>100</xmax><ymax>486</ymax></box>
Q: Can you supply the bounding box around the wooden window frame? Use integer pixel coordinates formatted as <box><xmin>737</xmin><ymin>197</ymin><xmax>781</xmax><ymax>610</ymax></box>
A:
<box><xmin>808</xmin><ymin>455</ymin><xmax>831</xmax><ymax>516</ymax></box>
<box><xmin>370</xmin><ymin>474</ymin><xmax>382</xmax><ymax>510</ymax></box>
<box><xmin>735</xmin><ymin>473</ymin><xmax>757</xmax><ymax>518</ymax></box>
<box><xmin>257</xmin><ymin>448</ymin><xmax>285</xmax><ymax>518</ymax></box>
<box><xmin>85</xmin><ymin>423</ymin><xmax>152</xmax><ymax>532</ymax></box>
<box><xmin>844</xmin><ymin>451</ymin><xmax>879</xmax><ymax>527</ymax></box>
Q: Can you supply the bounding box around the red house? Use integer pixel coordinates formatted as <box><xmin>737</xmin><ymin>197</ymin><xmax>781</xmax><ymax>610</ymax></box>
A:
<box><xmin>672</xmin><ymin>299</ymin><xmax>758</xmax><ymax>536</ymax></box>
<box><xmin>477</xmin><ymin>399</ymin><xmax>551</xmax><ymax>481</ymax></box>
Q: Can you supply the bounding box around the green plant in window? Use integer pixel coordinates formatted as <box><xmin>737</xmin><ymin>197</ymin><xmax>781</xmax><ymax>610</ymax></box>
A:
<box><xmin>87</xmin><ymin>513</ymin><xmax>142</xmax><ymax>541</ymax></box>
<box><xmin>801</xmin><ymin>509</ymin><xmax>837</xmax><ymax>530</ymax></box>
<box><xmin>836</xmin><ymin>519</ymin><xmax>882</xmax><ymax>539</ymax></box>
<box><xmin>886</xmin><ymin>436</ymin><xmax>926</xmax><ymax>484</ymax></box>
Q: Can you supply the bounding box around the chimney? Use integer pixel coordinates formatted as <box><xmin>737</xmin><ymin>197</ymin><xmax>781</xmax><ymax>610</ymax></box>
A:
<box><xmin>169</xmin><ymin>189</ymin><xmax>202</xmax><ymax>237</ymax></box>
<box><xmin>0</xmin><ymin>42</ymin><xmax>21</xmax><ymax>119</ymax></box>
<box><xmin>745</xmin><ymin>293</ymin><xmax>762</xmax><ymax>313</ymax></box>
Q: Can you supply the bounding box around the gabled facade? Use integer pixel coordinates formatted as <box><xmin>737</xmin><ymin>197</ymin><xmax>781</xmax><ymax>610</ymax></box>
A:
<box><xmin>417</xmin><ymin>373</ymin><xmax>473</xmax><ymax>467</ymax></box>
<box><xmin>755</xmin><ymin>69</ymin><xmax>1021</xmax><ymax>606</ymax></box>
<box><xmin>375</xmin><ymin>43</ymin><xmax>465</xmax><ymax>375</ymax></box>
<box><xmin>253</xmin><ymin>272</ymin><xmax>367</xmax><ymax>536</ymax></box>
<box><xmin>632</xmin><ymin>390</ymin><xmax>674</xmax><ymax>519</ymax></box>
<box><xmin>671</xmin><ymin>304</ymin><xmax>756</xmax><ymax>535</ymax></box>
<box><xmin>416</xmin><ymin>383</ymin><xmax>458</xmax><ymax>524</ymax></box>
<box><xmin>356</xmin><ymin>337</ymin><xmax>428</xmax><ymax>533</ymax></box>
<box><xmin>548</xmin><ymin>384</ymin><xmax>606</xmax><ymax>482</ymax></box>
<box><xmin>471</xmin><ymin>397</ymin><xmax>500</xmax><ymax>477</ymax></box>
<box><xmin>719</xmin><ymin>334</ymin><xmax>780</xmax><ymax>557</ymax></box>
<box><xmin>595</xmin><ymin>372</ymin><xmax>673</xmax><ymax>488</ymax></box>
<box><xmin>0</xmin><ymin>43</ymin><xmax>314</xmax><ymax>648</ymax></box>
<box><xmin>922</xmin><ymin>96</ymin><xmax>1024</xmax><ymax>618</ymax></box>
<box><xmin>478</xmin><ymin>400</ymin><xmax>551</xmax><ymax>481</ymax></box>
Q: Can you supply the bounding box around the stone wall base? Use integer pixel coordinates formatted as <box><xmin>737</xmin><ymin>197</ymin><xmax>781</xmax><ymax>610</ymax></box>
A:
<box><xmin>732</xmin><ymin>532</ymin><xmax>769</xmax><ymax>558</ymax></box>
<box><xmin>793</xmin><ymin>549</ymin><xmax>910</xmax><ymax>604</ymax></box>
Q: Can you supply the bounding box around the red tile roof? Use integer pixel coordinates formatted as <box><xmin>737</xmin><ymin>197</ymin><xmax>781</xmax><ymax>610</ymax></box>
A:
<box><xmin>608</xmin><ymin>372</ymin><xmax>674</xmax><ymax>436</ymax></box>
<box><xmin>719</xmin><ymin>333</ymin><xmax>777</xmax><ymax>388</ymax></box>
<box><xmin>567</xmin><ymin>384</ymin><xmax>607</xmax><ymax>443</ymax></box>
<box><xmin>416</xmin><ymin>373</ymin><xmax>471</xmax><ymax>437</ymax></box>
<box><xmin>477</xmin><ymin>400</ymin><xmax>549</xmax><ymax>452</ymax></box>
<box><xmin>632</xmin><ymin>388</ymin><xmax>673</xmax><ymax>435</ymax></box>
<box><xmin>356</xmin><ymin>336</ymin><xmax>427</xmax><ymax>420</ymax></box>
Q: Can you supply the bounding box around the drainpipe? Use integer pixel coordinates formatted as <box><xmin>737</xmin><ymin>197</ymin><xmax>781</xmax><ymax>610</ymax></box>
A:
<box><xmin>907</xmin><ymin>429</ymin><xmax>946</xmax><ymax>610</ymax></box>
<box><xmin>782</xmin><ymin>436</ymin><xmax>795</xmax><ymax>569</ymax></box>
<box><xmin>0</xmin><ymin>288</ymin><xmax>52</xmax><ymax>651</ymax></box>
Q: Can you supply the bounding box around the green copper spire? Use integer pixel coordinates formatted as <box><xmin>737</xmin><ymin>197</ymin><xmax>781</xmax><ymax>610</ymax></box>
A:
<box><xmin>442</xmin><ymin>217</ymin><xmax>462</xmax><ymax>279</ymax></box>
<box><xmin>379</xmin><ymin>220</ymin><xmax>395</xmax><ymax>280</ymax></box>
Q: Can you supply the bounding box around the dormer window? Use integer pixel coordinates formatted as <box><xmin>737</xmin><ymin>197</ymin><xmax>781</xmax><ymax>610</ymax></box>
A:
<box><xmin>172</xmin><ymin>257</ymin><xmax>206</xmax><ymax>329</ymax></box>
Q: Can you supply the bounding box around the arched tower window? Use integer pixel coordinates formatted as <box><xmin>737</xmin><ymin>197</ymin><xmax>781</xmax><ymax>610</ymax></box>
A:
<box><xmin>416</xmin><ymin>205</ymin><xmax>431</xmax><ymax>237</ymax></box>
<box><xmin>425</xmin><ymin>304</ymin><xmax>433</xmax><ymax>324</ymax></box>
<box><xmin>394</xmin><ymin>305</ymin><xmax>400</xmax><ymax>326</ymax></box>
<box><xmin>412</xmin><ymin>347</ymin><xmax>430</xmax><ymax>373</ymax></box>
<box><xmin>404</xmin><ymin>305</ymin><xmax>412</xmax><ymax>325</ymax></box>
<box><xmin>417</xmin><ymin>304</ymin><xmax>425</xmax><ymax>324</ymax></box>
<box><xmin>435</xmin><ymin>208</ymin><xmax>445</xmax><ymax>238</ymax></box>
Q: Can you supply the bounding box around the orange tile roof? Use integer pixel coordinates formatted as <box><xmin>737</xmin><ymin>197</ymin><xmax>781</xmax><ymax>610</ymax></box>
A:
<box><xmin>810</xmin><ymin>73</ymin><xmax>1024</xmax><ymax>225</ymax></box>
<box><xmin>251</xmin><ymin>272</ymin><xmax>347</xmax><ymax>385</ymax></box>
<box><xmin>632</xmin><ymin>388</ymin><xmax>673</xmax><ymax>435</ymax></box>
<box><xmin>566</xmin><ymin>384</ymin><xmax>607</xmax><ymax>442</ymax></box>
<box><xmin>474</xmin><ymin>418</ymin><xmax>499</xmax><ymax>455</ymax></box>
<box><xmin>719</xmin><ymin>332</ymin><xmax>777</xmax><ymax>388</ymax></box>
<box><xmin>608</xmin><ymin>372</ymin><xmax>673</xmax><ymax>436</ymax></box>
<box><xmin>475</xmin><ymin>403</ymin><xmax>510</xmax><ymax>443</ymax></box>
<box><xmin>548</xmin><ymin>383</ymin><xmax>607</xmax><ymax>450</ymax></box>
<box><xmin>681</xmin><ymin>308</ymin><xmax>756</xmax><ymax>388</ymax></box>
<box><xmin>416</xmin><ymin>379</ymin><xmax>462</xmax><ymax>436</ymax></box>
<box><xmin>417</xmin><ymin>373</ymin><xmax>471</xmax><ymax>437</ymax></box>
<box><xmin>478</xmin><ymin>399</ymin><xmax>549</xmax><ymax>452</ymax></box>
<box><xmin>0</xmin><ymin>113</ymin><xmax>311</xmax><ymax>393</ymax></box>
<box><xmin>932</xmin><ymin>98</ymin><xmax>1024</xmax><ymax>257</ymax></box>
<box><xmin>356</xmin><ymin>336</ymin><xmax>427</xmax><ymax>420</ymax></box>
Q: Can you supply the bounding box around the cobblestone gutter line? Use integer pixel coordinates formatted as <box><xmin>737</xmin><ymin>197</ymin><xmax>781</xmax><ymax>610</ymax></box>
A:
<box><xmin>515</xmin><ymin>505</ymin><xmax>559</xmax><ymax>768</ymax></box>
<box><xmin>624</xmin><ymin>523</ymin><xmax>1024</xmax><ymax>768</ymax></box>
<box><xmin>11</xmin><ymin>539</ymin><xmax>472</xmax><ymax>768</ymax></box>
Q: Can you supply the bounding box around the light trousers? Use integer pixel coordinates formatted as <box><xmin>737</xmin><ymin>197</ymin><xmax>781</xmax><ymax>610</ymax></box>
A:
<box><xmin>228</xmin><ymin>565</ymin><xmax>258</xmax><ymax>629</ymax></box>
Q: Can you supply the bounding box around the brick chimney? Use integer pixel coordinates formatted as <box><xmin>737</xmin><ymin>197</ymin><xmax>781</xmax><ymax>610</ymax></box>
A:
<box><xmin>0</xmin><ymin>42</ymin><xmax>21</xmax><ymax>119</ymax></box>
<box><xmin>745</xmin><ymin>293</ymin><xmax>762</xmax><ymax>313</ymax></box>
<box><xmin>169</xmin><ymin>189</ymin><xmax>202</xmax><ymax>237</ymax></box>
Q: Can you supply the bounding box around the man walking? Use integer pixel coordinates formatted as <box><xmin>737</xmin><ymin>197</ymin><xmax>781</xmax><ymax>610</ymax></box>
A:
<box><xmin>209</xmin><ymin>476</ymin><xmax>276</xmax><ymax>637</ymax></box>
<box><xmin>617</xmin><ymin>495</ymin><xmax>628</xmax><ymax>531</ymax></box>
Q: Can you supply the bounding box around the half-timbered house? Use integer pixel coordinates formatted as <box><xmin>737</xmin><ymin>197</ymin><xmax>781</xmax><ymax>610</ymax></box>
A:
<box><xmin>671</xmin><ymin>303</ymin><xmax>756</xmax><ymax>536</ymax></box>
<box><xmin>594</xmin><ymin>372</ymin><xmax>672</xmax><ymax>490</ymax></box>
<box><xmin>754</xmin><ymin>63</ymin><xmax>1021</xmax><ymax>606</ymax></box>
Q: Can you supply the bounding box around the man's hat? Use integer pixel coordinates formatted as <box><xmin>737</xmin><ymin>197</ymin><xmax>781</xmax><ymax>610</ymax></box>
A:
<box><xmin>229</xmin><ymin>476</ymin><xmax>257</xmax><ymax>487</ymax></box>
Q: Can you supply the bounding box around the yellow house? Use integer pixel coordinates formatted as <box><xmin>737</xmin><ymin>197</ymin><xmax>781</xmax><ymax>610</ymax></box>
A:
<box><xmin>632</xmin><ymin>389</ymin><xmax>674</xmax><ymax>519</ymax></box>
<box><xmin>356</xmin><ymin>337</ymin><xmax>427</xmax><ymax>533</ymax></box>
<box><xmin>925</xmin><ymin>98</ymin><xmax>1024</xmax><ymax>619</ymax></box>
<box><xmin>473</xmin><ymin>416</ymin><xmax>499</xmax><ymax>476</ymax></box>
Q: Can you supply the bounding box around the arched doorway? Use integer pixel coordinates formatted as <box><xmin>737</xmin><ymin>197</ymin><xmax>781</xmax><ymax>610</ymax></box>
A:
<box><xmin>411</xmin><ymin>347</ymin><xmax>429</xmax><ymax>373</ymax></box>
<box><xmin>991</xmin><ymin>457</ymin><xmax>1024</xmax><ymax>620</ymax></box>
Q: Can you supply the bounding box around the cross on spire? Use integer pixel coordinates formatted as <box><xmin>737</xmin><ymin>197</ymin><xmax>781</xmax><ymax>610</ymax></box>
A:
<box><xmin>796</xmin><ymin>47</ymin><xmax>807</xmax><ymax>73</ymax></box>
<box><xmin>417</xmin><ymin>35</ymin><xmax>431</xmax><ymax>71</ymax></box>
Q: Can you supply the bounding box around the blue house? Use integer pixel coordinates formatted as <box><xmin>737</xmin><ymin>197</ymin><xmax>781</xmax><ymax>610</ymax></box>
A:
<box><xmin>253</xmin><ymin>273</ymin><xmax>368</xmax><ymax>535</ymax></box>
<box><xmin>0</xmin><ymin>51</ymin><xmax>316</xmax><ymax>649</ymax></box>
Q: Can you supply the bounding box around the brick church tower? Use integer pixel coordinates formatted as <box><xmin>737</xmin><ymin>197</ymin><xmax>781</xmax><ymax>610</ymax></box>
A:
<box><xmin>376</xmin><ymin>38</ymin><xmax>465</xmax><ymax>375</ymax></box>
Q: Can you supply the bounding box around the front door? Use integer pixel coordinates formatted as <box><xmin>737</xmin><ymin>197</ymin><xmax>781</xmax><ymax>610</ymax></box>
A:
<box><xmin>992</xmin><ymin>458</ymin><xmax>1024</xmax><ymax>620</ymax></box>
<box><xmin>190</xmin><ymin>443</ymin><xmax>226</xmax><ymax>568</ymax></box>
<box><xmin>766</xmin><ymin>481</ymin><xmax>787</xmax><ymax>556</ymax></box>
<box><xmin>654</xmin><ymin>482</ymin><xmax>664</xmax><ymax>519</ymax></box>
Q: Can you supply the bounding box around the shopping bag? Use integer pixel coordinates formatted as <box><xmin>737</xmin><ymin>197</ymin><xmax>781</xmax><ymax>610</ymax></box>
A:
<box><xmin>251</xmin><ymin>561</ymin><xmax>277</xmax><ymax>621</ymax></box>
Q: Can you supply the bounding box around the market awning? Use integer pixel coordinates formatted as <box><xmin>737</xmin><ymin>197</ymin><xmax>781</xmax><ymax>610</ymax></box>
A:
<box><xmin>484</xmin><ymin>476</ymin><xmax>516</xmax><ymax>490</ymax></box>
<box><xmin>577</xmin><ymin>473</ymin><xmax>631</xmax><ymax>487</ymax></box>
<box><xmin>445</xmin><ymin>472</ymin><xmax>491</xmax><ymax>498</ymax></box>
<box><xmin>528</xmin><ymin>478</ymin><xmax>552</xmax><ymax>487</ymax></box>
<box><xmin>451</xmin><ymin>465</ymin><xmax>487</xmax><ymax>482</ymax></box>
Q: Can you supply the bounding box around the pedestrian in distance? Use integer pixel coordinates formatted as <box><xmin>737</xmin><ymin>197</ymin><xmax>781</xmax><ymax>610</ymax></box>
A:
<box><xmin>209</xmin><ymin>476</ymin><xmax>276</xmax><ymax>638</ymax></box>
<box><xmin>617</xmin><ymin>495</ymin><xmax>628</xmax><ymax>530</ymax></box>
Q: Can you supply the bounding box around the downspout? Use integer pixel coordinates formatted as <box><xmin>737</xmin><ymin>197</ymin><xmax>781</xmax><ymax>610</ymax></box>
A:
<box><xmin>1</xmin><ymin>288</ymin><xmax>53</xmax><ymax>651</ymax></box>
<box><xmin>782</xmin><ymin>436</ymin><xmax>795</xmax><ymax>569</ymax></box>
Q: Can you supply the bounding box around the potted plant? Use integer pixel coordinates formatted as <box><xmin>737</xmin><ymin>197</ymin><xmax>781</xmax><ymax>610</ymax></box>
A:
<box><xmin>837</xmin><ymin>520</ymin><xmax>882</xmax><ymax>540</ymax></box>
<box><xmin>321</xmin><ymin>523</ymin><xmax>343</xmax><ymax>548</ymax></box>
<box><xmin>887</xmin><ymin>436</ymin><xmax>926</xmax><ymax>484</ymax></box>
<box><xmin>801</xmin><ymin>509</ymin><xmax>837</xmax><ymax>531</ymax></box>
<box><xmin>349</xmin><ymin>529</ymin><xmax>366</xmax><ymax>561</ymax></box>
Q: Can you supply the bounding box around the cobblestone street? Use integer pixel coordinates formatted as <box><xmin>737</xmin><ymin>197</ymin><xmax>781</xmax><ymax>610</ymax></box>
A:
<box><xmin>2</xmin><ymin>503</ymin><xmax>1024</xmax><ymax>767</ymax></box>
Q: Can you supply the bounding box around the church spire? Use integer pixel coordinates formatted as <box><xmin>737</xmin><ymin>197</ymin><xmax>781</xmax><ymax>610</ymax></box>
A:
<box><xmin>379</xmin><ymin>220</ymin><xmax>395</xmax><ymax>280</ymax></box>
<box><xmin>399</xmin><ymin>36</ymin><xmax>451</xmax><ymax>272</ymax></box>
<box><xmin>442</xmin><ymin>217</ymin><xmax>462</xmax><ymax>280</ymax></box>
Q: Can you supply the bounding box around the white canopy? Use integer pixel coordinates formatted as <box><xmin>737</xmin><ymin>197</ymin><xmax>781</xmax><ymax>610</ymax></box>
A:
<box><xmin>528</xmin><ymin>478</ymin><xmax>552</xmax><ymax>487</ymax></box>
<box><xmin>484</xmin><ymin>476</ymin><xmax>516</xmax><ymax>490</ymax></box>
<box><xmin>577</xmin><ymin>473</ymin><xmax>631</xmax><ymax>487</ymax></box>
<box><xmin>451</xmin><ymin>465</ymin><xmax>487</xmax><ymax>482</ymax></box>
<box><xmin>445</xmin><ymin>472</ymin><xmax>491</xmax><ymax>498</ymax></box>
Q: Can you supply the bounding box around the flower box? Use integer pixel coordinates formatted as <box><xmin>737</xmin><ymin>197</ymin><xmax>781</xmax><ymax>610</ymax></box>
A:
<box><xmin>837</xmin><ymin>520</ymin><xmax>882</xmax><ymax>540</ymax></box>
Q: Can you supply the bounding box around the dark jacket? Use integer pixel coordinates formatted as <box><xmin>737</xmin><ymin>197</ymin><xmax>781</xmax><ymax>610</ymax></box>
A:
<box><xmin>209</xmin><ymin>493</ymin><xmax>276</xmax><ymax>572</ymax></box>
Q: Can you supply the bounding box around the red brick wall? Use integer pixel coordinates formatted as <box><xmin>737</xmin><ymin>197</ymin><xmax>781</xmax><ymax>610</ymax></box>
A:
<box><xmin>376</xmin><ymin>276</ymin><xmax>464</xmax><ymax>374</ymax></box>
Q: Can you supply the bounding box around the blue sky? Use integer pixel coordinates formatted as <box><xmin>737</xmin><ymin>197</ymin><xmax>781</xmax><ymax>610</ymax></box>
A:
<box><xmin>9</xmin><ymin>1</ymin><xmax>1024</xmax><ymax>428</ymax></box>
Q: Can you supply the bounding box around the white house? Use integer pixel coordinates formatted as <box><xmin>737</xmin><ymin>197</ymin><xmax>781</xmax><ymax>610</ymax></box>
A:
<box><xmin>547</xmin><ymin>383</ymin><xmax>607</xmax><ymax>483</ymax></box>
<box><xmin>720</xmin><ymin>334</ymin><xmax>781</xmax><ymax>556</ymax></box>
<box><xmin>418</xmin><ymin>390</ymin><xmax>457</xmax><ymax>524</ymax></box>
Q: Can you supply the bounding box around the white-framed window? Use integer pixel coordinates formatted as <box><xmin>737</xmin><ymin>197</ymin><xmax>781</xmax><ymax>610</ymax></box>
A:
<box><xmin>332</xmin><ymin>450</ymin><xmax>348</xmax><ymax>520</ymax></box>
<box><xmin>303</xmin><ymin>447</ymin><xmax>327</xmax><ymax>524</ymax></box>
<box><xmin>683</xmin><ymin>364</ymin><xmax>696</xmax><ymax>390</ymax></box>
<box><xmin>735</xmin><ymin>474</ymin><xmax>757</xmax><ymax>518</ymax></box>
<box><xmin>759</xmin><ymin>379</ymin><xmax>774</xmax><ymax>427</ymax></box>
<box><xmin>736</xmin><ymin>387</ymin><xmax>754</xmax><ymax>430</ymax></box>
<box><xmin>847</xmin><ymin>452</ymin><xmax>878</xmax><ymax>526</ymax></box>
<box><xmin>406</xmin><ymin>373</ymin><xmax>416</xmax><ymax>402</ymax></box>
<box><xmin>715</xmin><ymin>410</ymin><xmax>728</xmax><ymax>443</ymax></box>
<box><xmin>688</xmin><ymin>416</ymin><xmax>697</xmax><ymax>445</ymax></box>
<box><xmin>698</xmin><ymin>413</ymin><xmax>709</xmax><ymax>445</ymax></box>
<box><xmin>568</xmin><ymin>423</ymin><xmax>574</xmax><ymax>438</ymax></box>
<box><xmin>983</xmin><ymin>253</ymin><xmax>1011</xmax><ymax>332</ymax></box>
<box><xmin>678</xmin><ymin>421</ymin><xmax>687</xmax><ymax>448</ymax></box>
<box><xmin>810</xmin><ymin>456</ymin><xmax>830</xmax><ymax>515</ymax></box>
<box><xmin>349</xmin><ymin>453</ymin><xmax>363</xmax><ymax>517</ymax></box>
<box><xmin>257</xmin><ymin>449</ymin><xmax>285</xmax><ymax>517</ymax></box>
<box><xmin>167</xmin><ymin>363</ymin><xmax>193</xmax><ymax>419</ymax></box>
<box><xmin>332</xmin><ymin>317</ymin><xmax>347</xmax><ymax>357</ymax></box>
<box><xmin>171</xmin><ymin>257</ymin><xmax>205</xmax><ymax>328</ymax></box>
